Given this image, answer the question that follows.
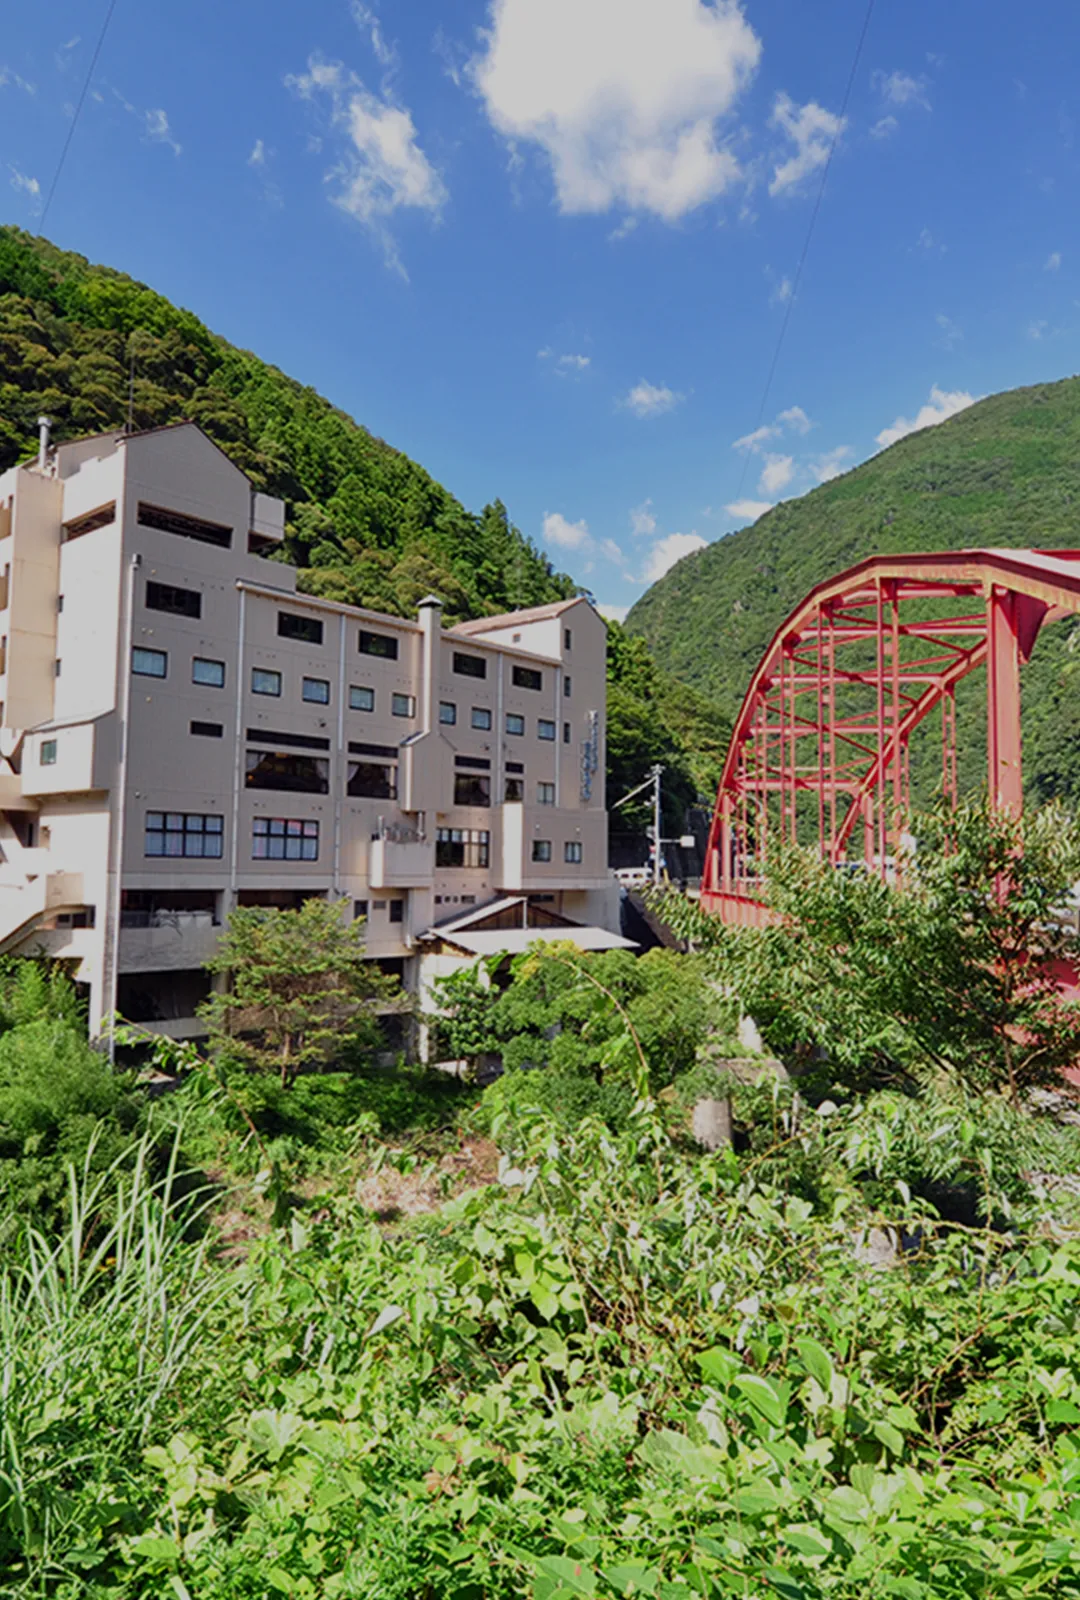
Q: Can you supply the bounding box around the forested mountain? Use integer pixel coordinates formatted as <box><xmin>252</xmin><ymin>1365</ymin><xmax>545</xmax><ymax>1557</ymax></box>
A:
<box><xmin>0</xmin><ymin>228</ymin><xmax>574</xmax><ymax>623</ymax></box>
<box><xmin>627</xmin><ymin>377</ymin><xmax>1080</xmax><ymax>807</ymax></box>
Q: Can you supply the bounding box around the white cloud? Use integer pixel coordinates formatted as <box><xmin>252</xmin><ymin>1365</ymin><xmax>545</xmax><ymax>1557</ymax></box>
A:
<box><xmin>623</xmin><ymin>379</ymin><xmax>681</xmax><ymax>418</ymax></box>
<box><xmin>875</xmin><ymin>384</ymin><xmax>976</xmax><ymax>449</ymax></box>
<box><xmin>724</xmin><ymin>499</ymin><xmax>773</xmax><ymax>523</ymax></box>
<box><xmin>597</xmin><ymin>602</ymin><xmax>629</xmax><ymax>624</ymax></box>
<box><xmin>811</xmin><ymin>446</ymin><xmax>852</xmax><ymax>483</ymax></box>
<box><xmin>759</xmin><ymin>453</ymin><xmax>794</xmax><ymax>495</ymax></box>
<box><xmin>0</xmin><ymin>66</ymin><xmax>35</xmax><ymax>94</ymax></box>
<box><xmin>630</xmin><ymin>498</ymin><xmax>657</xmax><ymax>537</ymax></box>
<box><xmin>642</xmin><ymin>531</ymin><xmax>707</xmax><ymax>582</ymax></box>
<box><xmin>777</xmin><ymin>404</ymin><xmax>812</xmax><ymax>434</ymax></box>
<box><xmin>559</xmin><ymin>353</ymin><xmax>590</xmax><ymax>370</ymax></box>
<box><xmin>870</xmin><ymin>115</ymin><xmax>898</xmax><ymax>139</ymax></box>
<box><xmin>733</xmin><ymin>423</ymin><xmax>777</xmax><ymax>453</ymax></box>
<box><xmin>351</xmin><ymin>2</ymin><xmax>396</xmax><ymax>69</ymax></box>
<box><xmin>248</xmin><ymin>138</ymin><xmax>266</xmax><ymax>166</ymax></box>
<box><xmin>287</xmin><ymin>57</ymin><xmax>446</xmax><ymax>276</ymax></box>
<box><xmin>8</xmin><ymin>165</ymin><xmax>40</xmax><ymax>201</ymax></box>
<box><xmin>768</xmin><ymin>92</ymin><xmax>845</xmax><ymax>197</ymax></box>
<box><xmin>1046</xmin><ymin>250</ymin><xmax>1062</xmax><ymax>271</ymax></box>
<box><xmin>873</xmin><ymin>69</ymin><xmax>931</xmax><ymax>109</ymax></box>
<box><xmin>470</xmin><ymin>0</ymin><xmax>762</xmax><ymax>222</ymax></box>
<box><xmin>770</xmin><ymin>274</ymin><xmax>793</xmax><ymax>305</ymax></box>
<box><xmin>733</xmin><ymin>406</ymin><xmax>812</xmax><ymax>455</ymax></box>
<box><xmin>145</xmin><ymin>108</ymin><xmax>181</xmax><ymax>156</ymax></box>
<box><xmin>936</xmin><ymin>312</ymin><xmax>962</xmax><ymax>350</ymax></box>
<box><xmin>542</xmin><ymin>511</ymin><xmax>592</xmax><ymax>551</ymax></box>
<box><xmin>1028</xmin><ymin>319</ymin><xmax>1049</xmax><ymax>341</ymax></box>
<box><xmin>609</xmin><ymin>215</ymin><xmax>639</xmax><ymax>242</ymax></box>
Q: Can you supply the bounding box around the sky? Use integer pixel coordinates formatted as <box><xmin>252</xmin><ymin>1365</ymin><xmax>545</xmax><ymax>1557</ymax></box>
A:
<box><xmin>2</xmin><ymin>0</ymin><xmax>1079</xmax><ymax>621</ymax></box>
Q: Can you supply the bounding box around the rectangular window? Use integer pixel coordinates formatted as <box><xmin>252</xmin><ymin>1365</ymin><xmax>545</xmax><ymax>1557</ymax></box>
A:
<box><xmin>504</xmin><ymin>776</ymin><xmax>524</xmax><ymax>802</ymax></box>
<box><xmin>146</xmin><ymin>580</ymin><xmax>201</xmax><ymax>619</ymax></box>
<box><xmin>564</xmin><ymin>628</ymin><xmax>572</xmax><ymax>650</ymax></box>
<box><xmin>193</xmin><ymin>657</ymin><xmax>225</xmax><ymax>688</ymax></box>
<box><xmin>538</xmin><ymin>719</ymin><xmax>556</xmax><ymax>741</ymax></box>
<box><xmin>354</xmin><ymin>899</ymin><xmax>369</xmax><ymax>920</ymax></box>
<box><xmin>40</xmin><ymin>739</ymin><xmax>57</xmax><ymax>766</ymax></box>
<box><xmin>245</xmin><ymin>750</ymin><xmax>330</xmax><ymax>794</ymax></box>
<box><xmin>454</xmin><ymin>772</ymin><xmax>491</xmax><ymax>807</ymax></box>
<box><xmin>506</xmin><ymin>713</ymin><xmax>525</xmax><ymax>736</ymax></box>
<box><xmin>63</xmin><ymin>502</ymin><xmax>116</xmax><ymax>541</ymax></box>
<box><xmin>252</xmin><ymin>817</ymin><xmax>319</xmax><ymax>861</ymax></box>
<box><xmin>439</xmin><ymin>701</ymin><xmax>457</xmax><ymax>725</ymax></box>
<box><xmin>278</xmin><ymin>611</ymin><xmax>324</xmax><ymax>645</ymax></box>
<box><xmin>54</xmin><ymin>660</ymin><xmax>61</xmax><ymax>677</ymax></box>
<box><xmin>132</xmin><ymin>646</ymin><xmax>167</xmax><ymax>678</ymax></box>
<box><xmin>537</xmin><ymin>781</ymin><xmax>555</xmax><ymax>805</ymax></box>
<box><xmin>138</xmin><ymin>502</ymin><xmax>231</xmax><ymax>548</ymax></box>
<box><xmin>190</xmin><ymin>720</ymin><xmax>223</xmax><ymax>738</ymax></box>
<box><xmin>565</xmin><ymin>841</ymin><xmax>583</xmax><ymax>863</ymax></box>
<box><xmin>347</xmin><ymin>760</ymin><xmax>397</xmax><ymax>799</ymax></box>
<box><xmin>302</xmin><ymin>677</ymin><xmax>330</xmax><ymax>704</ymax></box>
<box><xmin>251</xmin><ymin>667</ymin><xmax>282</xmax><ymax>697</ymax></box>
<box><xmin>471</xmin><ymin>706</ymin><xmax>492</xmax><ymax>730</ymax></box>
<box><xmin>563</xmin><ymin>722</ymin><xmax>571</xmax><ymax>744</ymax></box>
<box><xmin>506</xmin><ymin>760</ymin><xmax>524</xmax><ymax>774</ymax></box>
<box><xmin>436</xmin><ymin>827</ymin><xmax>491</xmax><ymax>868</ymax></box>
<box><xmin>247</xmin><ymin>728</ymin><xmax>329</xmax><ymax>751</ymax></box>
<box><xmin>392</xmin><ymin>693</ymin><xmax>415</xmax><ymax>718</ymax></box>
<box><xmin>359</xmin><ymin>629</ymin><xmax>398</xmax><ymax>660</ymax></box>
<box><xmin>564</xmin><ymin>676</ymin><xmax>572</xmax><ymax>697</ymax></box>
<box><xmin>532</xmin><ymin>839</ymin><xmax>552</xmax><ymax>863</ymax></box>
<box><xmin>454</xmin><ymin>755</ymin><xmax>491</xmax><ymax>771</ymax></box>
<box><xmin>453</xmin><ymin>651</ymin><xmax>486</xmax><ymax>679</ymax></box>
<box><xmin>349</xmin><ymin>685</ymin><xmax>375</xmax><ymax>712</ymax></box>
<box><xmin>145</xmin><ymin>811</ymin><xmax>224</xmax><ymax>859</ymax></box>
<box><xmin>513</xmin><ymin>665</ymin><xmax>543</xmax><ymax>692</ymax></box>
<box><xmin>389</xmin><ymin>899</ymin><xmax>404</xmax><ymax>924</ymax></box>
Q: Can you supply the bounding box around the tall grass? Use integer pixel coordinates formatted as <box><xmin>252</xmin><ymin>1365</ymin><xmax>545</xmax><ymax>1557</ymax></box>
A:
<box><xmin>0</xmin><ymin>1130</ymin><xmax>227</xmax><ymax>1593</ymax></box>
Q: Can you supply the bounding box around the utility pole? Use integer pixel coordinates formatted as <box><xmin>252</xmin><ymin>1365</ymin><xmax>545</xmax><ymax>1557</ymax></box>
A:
<box><xmin>652</xmin><ymin>762</ymin><xmax>663</xmax><ymax>887</ymax></box>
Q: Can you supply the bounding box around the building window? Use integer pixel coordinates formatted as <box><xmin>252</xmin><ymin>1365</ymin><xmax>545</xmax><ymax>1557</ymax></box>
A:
<box><xmin>563</xmin><ymin>722</ymin><xmax>571</xmax><ymax>744</ymax></box>
<box><xmin>349</xmin><ymin>685</ymin><xmax>375</xmax><ymax>712</ymax></box>
<box><xmin>532</xmin><ymin>839</ymin><xmax>552</xmax><ymax>863</ymax></box>
<box><xmin>538</xmin><ymin>719</ymin><xmax>556</xmax><ymax>741</ymax></box>
<box><xmin>251</xmin><ymin>667</ymin><xmax>282</xmax><ymax>696</ymax></box>
<box><xmin>252</xmin><ymin>817</ymin><xmax>319</xmax><ymax>861</ymax></box>
<box><xmin>389</xmin><ymin>899</ymin><xmax>404</xmax><ymax>924</ymax></box>
<box><xmin>40</xmin><ymin>739</ymin><xmax>57</xmax><ymax>766</ymax></box>
<box><xmin>354</xmin><ymin>899</ymin><xmax>369</xmax><ymax>920</ymax></box>
<box><xmin>278</xmin><ymin>611</ymin><xmax>324</xmax><ymax>645</ymax></box>
<box><xmin>454</xmin><ymin>772</ymin><xmax>491</xmax><ymax>807</ymax></box>
<box><xmin>132</xmin><ymin>646</ymin><xmax>167</xmax><ymax>678</ymax></box>
<box><xmin>392</xmin><ymin>693</ymin><xmax>415</xmax><ymax>718</ymax></box>
<box><xmin>506</xmin><ymin>760</ymin><xmax>524</xmax><ymax>774</ymax></box>
<box><xmin>537</xmin><ymin>781</ymin><xmax>555</xmax><ymax>805</ymax></box>
<box><xmin>138</xmin><ymin>502</ymin><xmax>232</xmax><ymax>548</ymax></box>
<box><xmin>471</xmin><ymin>707</ymin><xmax>492</xmax><ymax>731</ymax></box>
<box><xmin>564</xmin><ymin>628</ymin><xmax>572</xmax><ymax>650</ymax></box>
<box><xmin>506</xmin><ymin>713</ymin><xmax>525</xmax><ymax>736</ymax></box>
<box><xmin>193</xmin><ymin>657</ymin><xmax>226</xmax><ymax>688</ymax></box>
<box><xmin>453</xmin><ymin>651</ymin><xmax>486</xmax><ymax>679</ymax></box>
<box><xmin>504</xmin><ymin>776</ymin><xmax>524</xmax><ymax>802</ymax></box>
<box><xmin>246</xmin><ymin>749</ymin><xmax>330</xmax><ymax>794</ymax></box>
<box><xmin>564</xmin><ymin>676</ymin><xmax>572</xmax><ymax>697</ymax></box>
<box><xmin>347</xmin><ymin>760</ymin><xmax>397</xmax><ymax>799</ymax></box>
<box><xmin>565</xmin><ymin>841</ymin><xmax>583</xmax><ymax>863</ymax></box>
<box><xmin>302</xmin><ymin>677</ymin><xmax>331</xmax><ymax>704</ymax></box>
<box><xmin>513</xmin><ymin>665</ymin><xmax>542</xmax><ymax>692</ymax></box>
<box><xmin>145</xmin><ymin>812</ymin><xmax>224</xmax><ymax>859</ymax></box>
<box><xmin>190</xmin><ymin>720</ymin><xmax>223</xmax><ymax>738</ymax></box>
<box><xmin>439</xmin><ymin>701</ymin><xmax>457</xmax><ymax>725</ymax></box>
<box><xmin>146</xmin><ymin>580</ymin><xmax>201</xmax><ymax>620</ymax></box>
<box><xmin>54</xmin><ymin>660</ymin><xmax>62</xmax><ymax>677</ymax></box>
<box><xmin>359</xmin><ymin>629</ymin><xmax>398</xmax><ymax>660</ymax></box>
<box><xmin>436</xmin><ymin>827</ymin><xmax>490</xmax><ymax>868</ymax></box>
<box><xmin>63</xmin><ymin>502</ymin><xmax>116</xmax><ymax>541</ymax></box>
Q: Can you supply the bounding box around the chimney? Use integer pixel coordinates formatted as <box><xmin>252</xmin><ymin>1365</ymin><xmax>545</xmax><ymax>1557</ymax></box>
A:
<box><xmin>417</xmin><ymin>594</ymin><xmax>443</xmax><ymax>734</ymax></box>
<box><xmin>37</xmin><ymin>416</ymin><xmax>52</xmax><ymax>472</ymax></box>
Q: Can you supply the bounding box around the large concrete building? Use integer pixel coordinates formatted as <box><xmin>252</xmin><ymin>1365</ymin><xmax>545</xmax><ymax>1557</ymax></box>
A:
<box><xmin>0</xmin><ymin>421</ymin><xmax>619</xmax><ymax>1041</ymax></box>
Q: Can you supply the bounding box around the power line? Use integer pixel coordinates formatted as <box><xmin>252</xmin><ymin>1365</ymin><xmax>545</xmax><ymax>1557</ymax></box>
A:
<box><xmin>40</xmin><ymin>0</ymin><xmax>120</xmax><ymax>232</ymax></box>
<box><xmin>735</xmin><ymin>0</ymin><xmax>877</xmax><ymax>499</ymax></box>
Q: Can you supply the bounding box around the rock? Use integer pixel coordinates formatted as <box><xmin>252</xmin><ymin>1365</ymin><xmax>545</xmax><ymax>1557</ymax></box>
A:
<box><xmin>692</xmin><ymin>1096</ymin><xmax>733</xmax><ymax>1150</ymax></box>
<box><xmin>852</xmin><ymin>1225</ymin><xmax>899</xmax><ymax>1270</ymax></box>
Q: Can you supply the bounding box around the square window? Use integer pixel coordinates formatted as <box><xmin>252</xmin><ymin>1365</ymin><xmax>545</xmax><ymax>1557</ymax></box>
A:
<box><xmin>564</xmin><ymin>841</ymin><xmax>583</xmax><ymax>863</ymax></box>
<box><xmin>350</xmin><ymin>685</ymin><xmax>375</xmax><ymax>712</ymax></box>
<box><xmin>471</xmin><ymin>707</ymin><xmax>492</xmax><ymax>730</ymax></box>
<box><xmin>193</xmin><ymin>657</ymin><xmax>226</xmax><ymax>687</ymax></box>
<box><xmin>532</xmin><ymin>839</ymin><xmax>552</xmax><ymax>863</ymax></box>
<box><xmin>537</xmin><ymin>781</ymin><xmax>555</xmax><ymax>805</ymax></box>
<box><xmin>278</xmin><ymin>612</ymin><xmax>323</xmax><ymax>645</ymax></box>
<box><xmin>40</xmin><ymin>739</ymin><xmax>57</xmax><ymax>766</ymax></box>
<box><xmin>354</xmin><ymin>899</ymin><xmax>369</xmax><ymax>920</ymax></box>
<box><xmin>359</xmin><ymin>629</ymin><xmax>398</xmax><ymax>660</ymax></box>
<box><xmin>132</xmin><ymin>646</ymin><xmax>167</xmax><ymax>678</ymax></box>
<box><xmin>439</xmin><ymin>701</ymin><xmax>457</xmax><ymax>725</ymax></box>
<box><xmin>392</xmin><ymin>692</ymin><xmax>415</xmax><ymax>717</ymax></box>
<box><xmin>504</xmin><ymin>776</ymin><xmax>524</xmax><ymax>802</ymax></box>
<box><xmin>252</xmin><ymin>667</ymin><xmax>282</xmax><ymax>696</ymax></box>
<box><xmin>302</xmin><ymin>677</ymin><xmax>330</xmax><ymax>704</ymax></box>
<box><xmin>506</xmin><ymin>713</ymin><xmax>525</xmax><ymax>736</ymax></box>
<box><xmin>454</xmin><ymin>772</ymin><xmax>491</xmax><ymax>807</ymax></box>
<box><xmin>513</xmin><ymin>665</ymin><xmax>542</xmax><ymax>692</ymax></box>
<box><xmin>453</xmin><ymin>651</ymin><xmax>486</xmax><ymax>679</ymax></box>
<box><xmin>538</xmin><ymin>719</ymin><xmax>556</xmax><ymax>741</ymax></box>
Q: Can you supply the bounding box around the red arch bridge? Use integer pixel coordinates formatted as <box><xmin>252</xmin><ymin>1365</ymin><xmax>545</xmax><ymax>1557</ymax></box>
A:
<box><xmin>700</xmin><ymin>548</ymin><xmax>1080</xmax><ymax>925</ymax></box>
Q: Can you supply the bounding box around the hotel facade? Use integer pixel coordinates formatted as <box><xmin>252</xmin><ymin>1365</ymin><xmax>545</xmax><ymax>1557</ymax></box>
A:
<box><xmin>0</xmin><ymin>422</ymin><xmax>617</xmax><ymax>1040</ymax></box>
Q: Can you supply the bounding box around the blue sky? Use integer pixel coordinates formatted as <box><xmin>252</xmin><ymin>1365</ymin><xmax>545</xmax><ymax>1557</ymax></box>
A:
<box><xmin>2</xmin><ymin>1</ymin><xmax>1078</xmax><ymax>618</ymax></box>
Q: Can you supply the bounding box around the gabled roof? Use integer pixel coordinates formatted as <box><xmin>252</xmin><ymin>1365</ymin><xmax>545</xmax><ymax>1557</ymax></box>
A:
<box><xmin>55</xmin><ymin>420</ymin><xmax>257</xmax><ymax>483</ymax></box>
<box><xmin>449</xmin><ymin>596</ymin><xmax>588</xmax><ymax>635</ymax></box>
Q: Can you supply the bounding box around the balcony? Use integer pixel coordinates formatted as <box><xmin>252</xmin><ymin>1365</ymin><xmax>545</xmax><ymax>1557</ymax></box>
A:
<box><xmin>119</xmin><ymin>910</ymin><xmax>221</xmax><ymax>973</ymax></box>
<box><xmin>369</xmin><ymin>824</ymin><xmax>435</xmax><ymax>889</ymax></box>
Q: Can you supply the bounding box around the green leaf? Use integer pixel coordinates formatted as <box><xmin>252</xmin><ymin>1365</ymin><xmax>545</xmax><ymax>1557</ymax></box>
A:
<box><xmin>698</xmin><ymin>1345</ymin><xmax>742</xmax><ymax>1386</ymax></box>
<box><xmin>367</xmin><ymin>1303</ymin><xmax>405</xmax><ymax>1338</ymax></box>
<box><xmin>734</xmin><ymin>1372</ymin><xmax>788</xmax><ymax>1429</ymax></box>
<box><xmin>793</xmin><ymin>1338</ymin><xmax>834</xmax><ymax>1392</ymax></box>
<box><xmin>536</xmin><ymin>1555</ymin><xmax>597</xmax><ymax>1595</ymax></box>
<box><xmin>603</xmin><ymin>1563</ymin><xmax>662</xmax><ymax>1596</ymax></box>
<box><xmin>130</xmin><ymin>1536</ymin><xmax>180</xmax><ymax>1567</ymax></box>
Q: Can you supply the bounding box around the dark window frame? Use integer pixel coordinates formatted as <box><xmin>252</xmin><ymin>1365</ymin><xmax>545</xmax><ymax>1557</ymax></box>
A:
<box><xmin>245</xmin><ymin>749</ymin><xmax>330</xmax><ymax>795</ymax></box>
<box><xmin>453</xmin><ymin>651</ymin><xmax>487</xmax><ymax>680</ymax></box>
<box><xmin>146</xmin><ymin>580</ymin><xmax>201</xmax><ymax>619</ymax></box>
<box><xmin>132</xmin><ymin>646</ymin><xmax>167</xmax><ymax>679</ymax></box>
<box><xmin>359</xmin><ymin>629</ymin><xmax>399</xmax><ymax>661</ymax></box>
<box><xmin>193</xmin><ymin>657</ymin><xmax>226</xmax><ymax>688</ymax></box>
<box><xmin>251</xmin><ymin>667</ymin><xmax>282</xmax><ymax>697</ymax></box>
<box><xmin>251</xmin><ymin>816</ymin><xmax>319</xmax><ymax>861</ymax></box>
<box><xmin>278</xmin><ymin>611</ymin><xmax>324</xmax><ymax>646</ymax></box>
<box><xmin>138</xmin><ymin>502</ymin><xmax>232</xmax><ymax>549</ymax></box>
<box><xmin>453</xmin><ymin>771</ymin><xmax>491</xmax><ymax>807</ymax></box>
<box><xmin>513</xmin><ymin>664</ymin><xmax>543</xmax><ymax>692</ymax></box>
<box><xmin>302</xmin><ymin>677</ymin><xmax>331</xmax><ymax>705</ymax></box>
<box><xmin>145</xmin><ymin>811</ymin><xmax>224</xmax><ymax>859</ymax></box>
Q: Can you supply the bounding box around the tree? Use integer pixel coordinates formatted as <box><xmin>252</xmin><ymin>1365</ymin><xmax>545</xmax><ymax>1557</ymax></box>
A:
<box><xmin>200</xmin><ymin>901</ymin><xmax>399</xmax><ymax>1087</ymax></box>
<box><xmin>665</xmin><ymin>798</ymin><xmax>1080</xmax><ymax>1102</ymax></box>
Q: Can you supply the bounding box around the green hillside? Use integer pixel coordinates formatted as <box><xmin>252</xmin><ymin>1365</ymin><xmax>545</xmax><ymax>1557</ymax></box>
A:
<box><xmin>0</xmin><ymin>228</ymin><xmax>574</xmax><ymax>623</ymax></box>
<box><xmin>627</xmin><ymin>377</ymin><xmax>1080</xmax><ymax>807</ymax></box>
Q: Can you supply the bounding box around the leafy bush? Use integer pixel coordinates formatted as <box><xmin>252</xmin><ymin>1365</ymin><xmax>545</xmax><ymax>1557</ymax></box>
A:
<box><xmin>477</xmin><ymin>1064</ymin><xmax>635</xmax><ymax>1140</ymax></box>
